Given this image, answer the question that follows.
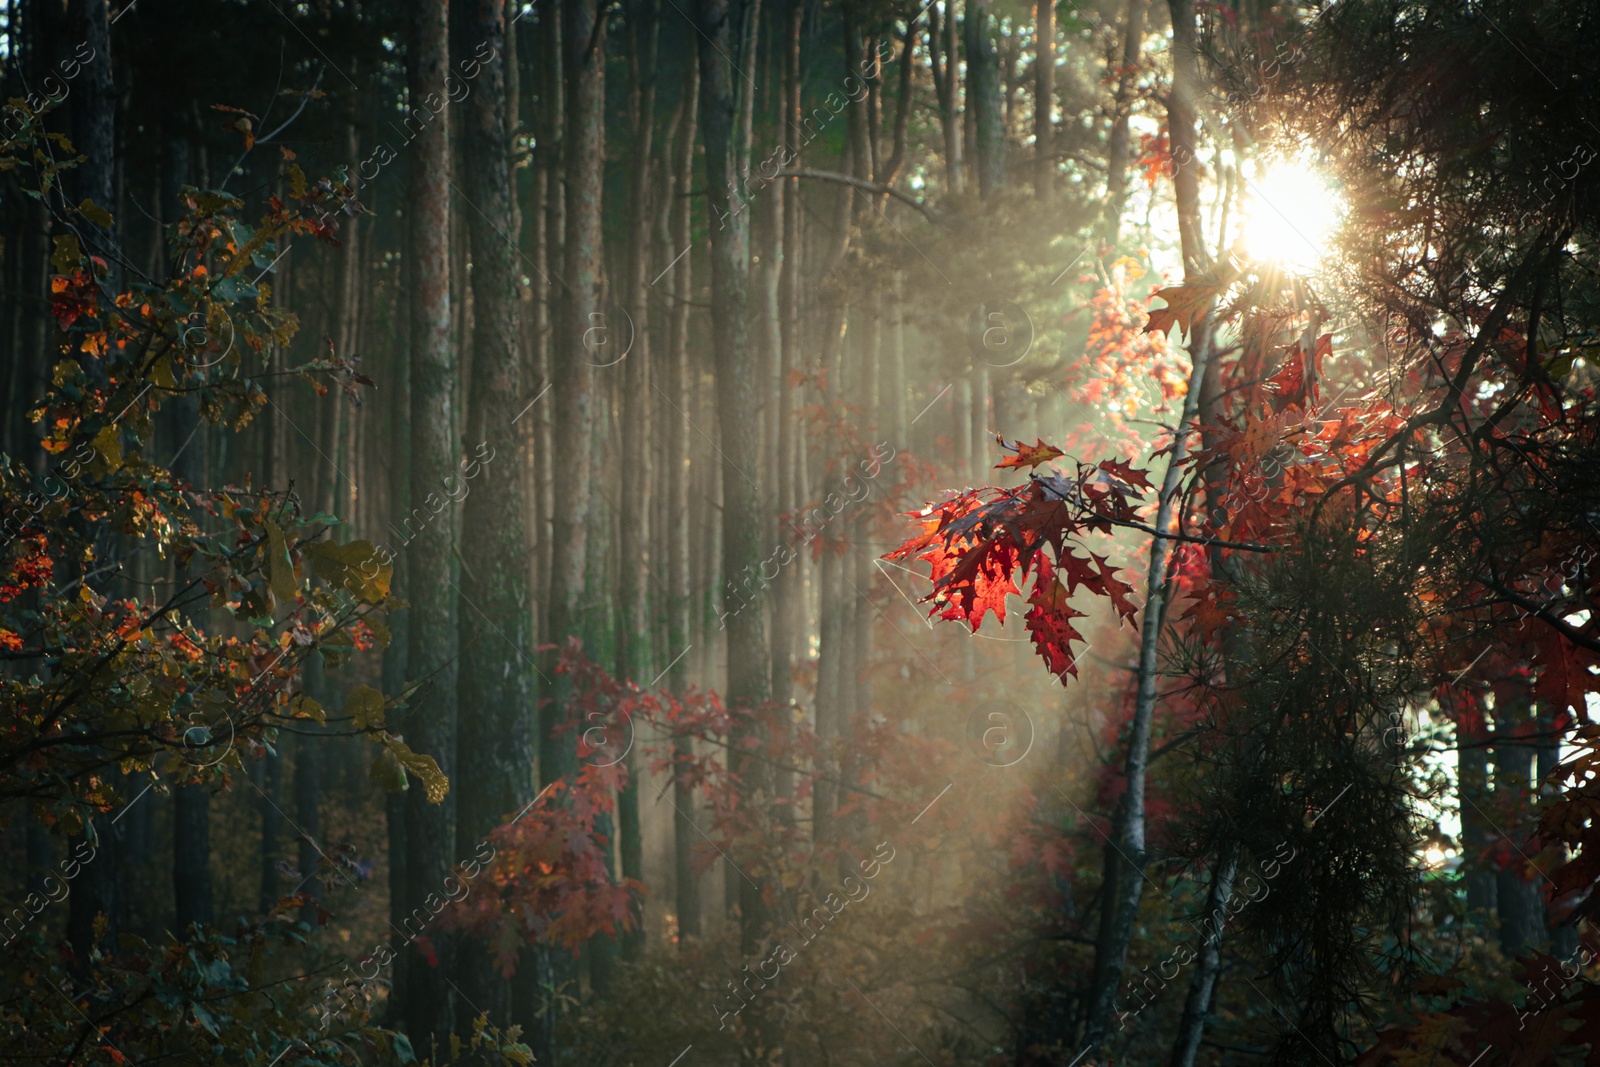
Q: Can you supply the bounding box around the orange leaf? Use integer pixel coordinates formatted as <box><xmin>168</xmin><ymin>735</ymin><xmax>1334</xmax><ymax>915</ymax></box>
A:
<box><xmin>1142</xmin><ymin>283</ymin><xmax>1219</xmax><ymax>340</ymax></box>
<box><xmin>995</xmin><ymin>437</ymin><xmax>1065</xmax><ymax>471</ymax></box>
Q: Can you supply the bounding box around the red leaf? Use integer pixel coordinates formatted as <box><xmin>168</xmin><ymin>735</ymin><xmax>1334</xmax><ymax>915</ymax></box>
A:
<box><xmin>1025</xmin><ymin>557</ymin><xmax>1086</xmax><ymax>678</ymax></box>
<box><xmin>1097</xmin><ymin>457</ymin><xmax>1153</xmax><ymax>492</ymax></box>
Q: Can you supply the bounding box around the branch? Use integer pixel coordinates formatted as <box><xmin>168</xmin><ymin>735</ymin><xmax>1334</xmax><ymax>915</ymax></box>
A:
<box><xmin>1476</xmin><ymin>576</ymin><xmax>1600</xmax><ymax>655</ymax></box>
<box><xmin>1033</xmin><ymin>476</ymin><xmax>1277</xmax><ymax>553</ymax></box>
<box><xmin>773</xmin><ymin>168</ymin><xmax>937</xmax><ymax>223</ymax></box>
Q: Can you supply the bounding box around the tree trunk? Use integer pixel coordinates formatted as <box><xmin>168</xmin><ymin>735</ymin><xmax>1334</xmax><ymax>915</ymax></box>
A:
<box><xmin>1168</xmin><ymin>842</ymin><xmax>1239</xmax><ymax>1067</ymax></box>
<box><xmin>697</xmin><ymin>0</ymin><xmax>776</xmax><ymax>1051</ymax></box>
<box><xmin>667</xmin><ymin>56</ymin><xmax>702</xmax><ymax>944</ymax></box>
<box><xmin>1080</xmin><ymin>5</ymin><xmax>1216</xmax><ymax>1023</ymax></box>
<box><xmin>1460</xmin><ymin>705</ymin><xmax>1497</xmax><ymax>918</ymax></box>
<box><xmin>1034</xmin><ymin>0</ymin><xmax>1054</xmax><ymax>197</ymax></box>
<box><xmin>1495</xmin><ymin>680</ymin><xmax>1548</xmax><ymax>958</ymax></box>
<box><xmin>965</xmin><ymin>0</ymin><xmax>1003</xmax><ymax>196</ymax></box>
<box><xmin>929</xmin><ymin>0</ymin><xmax>964</xmax><ymax>195</ymax></box>
<box><xmin>402</xmin><ymin>0</ymin><xmax>459</xmax><ymax>1043</ymax></box>
<box><xmin>258</xmin><ymin>751</ymin><xmax>283</xmax><ymax>913</ymax></box>
<box><xmin>1102</xmin><ymin>0</ymin><xmax>1147</xmax><ymax>244</ymax></box>
<box><xmin>771</xmin><ymin>0</ymin><xmax>803</xmax><ymax>713</ymax></box>
<box><xmin>535</xmin><ymin>0</ymin><xmax>607</xmax><ymax>1049</ymax></box>
<box><xmin>172</xmin><ymin>783</ymin><xmax>213</xmax><ymax>932</ymax></box>
<box><xmin>456</xmin><ymin>0</ymin><xmax>535</xmax><ymax>1029</ymax></box>
<box><xmin>293</xmin><ymin>705</ymin><xmax>322</xmax><ymax>917</ymax></box>
<box><xmin>614</xmin><ymin>0</ymin><xmax>661</xmax><ymax>967</ymax></box>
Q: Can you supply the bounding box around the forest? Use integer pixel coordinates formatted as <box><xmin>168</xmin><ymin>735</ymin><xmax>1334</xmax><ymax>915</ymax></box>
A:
<box><xmin>1</xmin><ymin>0</ymin><xmax>1598</xmax><ymax>1063</ymax></box>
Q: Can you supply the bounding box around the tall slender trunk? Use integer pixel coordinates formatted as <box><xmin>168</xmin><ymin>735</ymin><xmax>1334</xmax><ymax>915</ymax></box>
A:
<box><xmin>771</xmin><ymin>0</ymin><xmax>803</xmax><ymax>711</ymax></box>
<box><xmin>1460</xmin><ymin>705</ymin><xmax>1497</xmax><ymax>917</ymax></box>
<box><xmin>63</xmin><ymin>0</ymin><xmax>120</xmax><ymax>973</ymax></box>
<box><xmin>402</xmin><ymin>0</ymin><xmax>459</xmax><ymax>1042</ymax></box>
<box><xmin>1168</xmin><ymin>842</ymin><xmax>1238</xmax><ymax>1067</ymax></box>
<box><xmin>929</xmin><ymin>1</ymin><xmax>963</xmax><ymax>195</ymax></box>
<box><xmin>536</xmin><ymin>11</ymin><xmax>563</xmax><ymax>627</ymax></box>
<box><xmin>535</xmin><ymin>0</ymin><xmax>606</xmax><ymax>1050</ymax></box>
<box><xmin>814</xmin><ymin>544</ymin><xmax>844</xmax><ymax>844</ymax></box>
<box><xmin>173</xmin><ymin>783</ymin><xmax>213</xmax><ymax>931</ymax></box>
<box><xmin>1102</xmin><ymin>0</ymin><xmax>1147</xmax><ymax>243</ymax></box>
<box><xmin>382</xmin><ymin>232</ymin><xmax>412</xmax><ymax>1019</ymax></box>
<box><xmin>456</xmin><ymin>0</ymin><xmax>534</xmax><ymax>1029</ymax></box>
<box><xmin>965</xmin><ymin>0</ymin><xmax>1004</xmax><ymax>196</ymax></box>
<box><xmin>697</xmin><ymin>0</ymin><xmax>776</xmax><ymax>1050</ymax></box>
<box><xmin>1033</xmin><ymin>0</ymin><xmax>1054</xmax><ymax>197</ymax></box>
<box><xmin>1085</xmin><ymin>0</ymin><xmax>1214</xmax><ymax>1053</ymax></box>
<box><xmin>1494</xmin><ymin>680</ymin><xmax>1547</xmax><ymax>957</ymax></box>
<box><xmin>613</xmin><ymin>0</ymin><xmax>661</xmax><ymax>967</ymax></box>
<box><xmin>667</xmin><ymin>57</ymin><xmax>702</xmax><ymax>944</ymax></box>
<box><xmin>1083</xmin><ymin>325</ymin><xmax>1212</xmax><ymax>1053</ymax></box>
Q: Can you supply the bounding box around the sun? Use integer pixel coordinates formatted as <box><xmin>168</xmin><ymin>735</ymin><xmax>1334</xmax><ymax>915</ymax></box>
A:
<box><xmin>1240</xmin><ymin>158</ymin><xmax>1345</xmax><ymax>273</ymax></box>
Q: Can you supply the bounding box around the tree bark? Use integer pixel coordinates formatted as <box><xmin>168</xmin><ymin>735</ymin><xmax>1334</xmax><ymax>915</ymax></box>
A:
<box><xmin>533</xmin><ymin>0</ymin><xmax>607</xmax><ymax>1049</ymax></box>
<box><xmin>929</xmin><ymin>0</ymin><xmax>964</xmax><ymax>195</ymax></box>
<box><xmin>1168</xmin><ymin>842</ymin><xmax>1238</xmax><ymax>1067</ymax></box>
<box><xmin>1102</xmin><ymin>0</ymin><xmax>1147</xmax><ymax>244</ymax></box>
<box><xmin>456</xmin><ymin>0</ymin><xmax>535</xmax><ymax>1029</ymax></box>
<box><xmin>1494</xmin><ymin>680</ymin><xmax>1548</xmax><ymax>957</ymax></box>
<box><xmin>612</xmin><ymin>0</ymin><xmax>661</xmax><ymax>968</ymax></box>
<box><xmin>402</xmin><ymin>0</ymin><xmax>459</xmax><ymax>1042</ymax></box>
<box><xmin>697</xmin><ymin>0</ymin><xmax>776</xmax><ymax>1056</ymax></box>
<box><xmin>1034</xmin><ymin>0</ymin><xmax>1055</xmax><ymax>197</ymax></box>
<box><xmin>1081</xmin><ymin>15</ymin><xmax>1217</xmax><ymax>1019</ymax></box>
<box><xmin>665</xmin><ymin>56</ymin><xmax>702</xmax><ymax>944</ymax></box>
<box><xmin>966</xmin><ymin>0</ymin><xmax>1004</xmax><ymax>196</ymax></box>
<box><xmin>173</xmin><ymin>783</ymin><xmax>213</xmax><ymax>932</ymax></box>
<box><xmin>771</xmin><ymin>0</ymin><xmax>803</xmax><ymax>712</ymax></box>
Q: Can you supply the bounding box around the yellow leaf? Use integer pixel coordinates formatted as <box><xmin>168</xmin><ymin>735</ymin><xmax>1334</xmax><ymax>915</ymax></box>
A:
<box><xmin>387</xmin><ymin>738</ymin><xmax>449</xmax><ymax>803</ymax></box>
<box><xmin>50</xmin><ymin>233</ymin><xmax>81</xmax><ymax>275</ymax></box>
<box><xmin>152</xmin><ymin>355</ymin><xmax>177</xmax><ymax>390</ymax></box>
<box><xmin>263</xmin><ymin>519</ymin><xmax>298</xmax><ymax>603</ymax></box>
<box><xmin>308</xmin><ymin>539</ymin><xmax>392</xmax><ymax>604</ymax></box>
<box><xmin>289</xmin><ymin>693</ymin><xmax>325</xmax><ymax>723</ymax></box>
<box><xmin>344</xmin><ymin>685</ymin><xmax>386</xmax><ymax>731</ymax></box>
<box><xmin>370</xmin><ymin>747</ymin><xmax>409</xmax><ymax>794</ymax></box>
<box><xmin>78</xmin><ymin>198</ymin><xmax>113</xmax><ymax>227</ymax></box>
<box><xmin>92</xmin><ymin>426</ymin><xmax>122</xmax><ymax>470</ymax></box>
<box><xmin>364</xmin><ymin>615</ymin><xmax>392</xmax><ymax>648</ymax></box>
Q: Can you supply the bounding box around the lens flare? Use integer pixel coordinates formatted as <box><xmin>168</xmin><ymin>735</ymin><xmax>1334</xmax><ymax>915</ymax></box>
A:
<box><xmin>1241</xmin><ymin>159</ymin><xmax>1344</xmax><ymax>273</ymax></box>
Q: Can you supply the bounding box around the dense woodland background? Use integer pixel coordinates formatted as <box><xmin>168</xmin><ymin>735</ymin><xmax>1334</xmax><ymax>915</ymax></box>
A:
<box><xmin>1</xmin><ymin>0</ymin><xmax>1599</xmax><ymax>1064</ymax></box>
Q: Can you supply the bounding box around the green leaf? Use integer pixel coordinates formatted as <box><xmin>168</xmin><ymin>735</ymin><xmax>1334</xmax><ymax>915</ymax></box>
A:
<box><xmin>191</xmin><ymin>1002</ymin><xmax>219</xmax><ymax>1036</ymax></box>
<box><xmin>210</xmin><ymin>275</ymin><xmax>258</xmax><ymax>303</ymax></box>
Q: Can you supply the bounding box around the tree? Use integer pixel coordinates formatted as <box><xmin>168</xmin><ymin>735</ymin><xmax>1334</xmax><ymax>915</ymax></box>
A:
<box><xmin>401</xmin><ymin>0</ymin><xmax>461</xmax><ymax>1042</ymax></box>
<box><xmin>455</xmin><ymin>0</ymin><xmax>538</xmax><ymax>1027</ymax></box>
